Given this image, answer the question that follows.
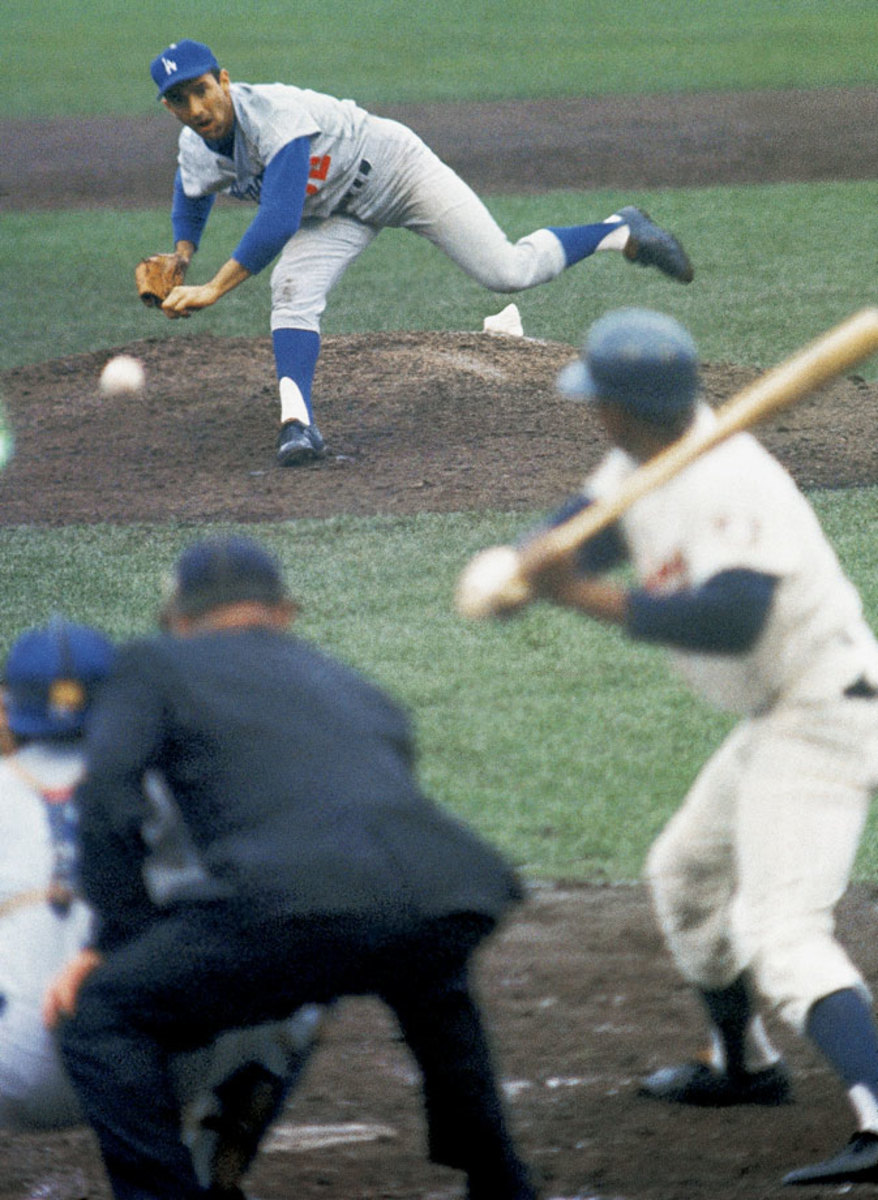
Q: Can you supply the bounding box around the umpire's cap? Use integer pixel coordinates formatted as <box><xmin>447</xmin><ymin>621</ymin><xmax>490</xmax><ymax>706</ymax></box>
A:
<box><xmin>150</xmin><ymin>39</ymin><xmax>219</xmax><ymax>99</ymax></box>
<box><xmin>165</xmin><ymin>536</ymin><xmax>292</xmax><ymax>621</ymax></box>
<box><xmin>3</xmin><ymin>619</ymin><xmax>115</xmax><ymax>740</ymax></box>
<box><xmin>557</xmin><ymin>307</ymin><xmax>699</xmax><ymax>423</ymax></box>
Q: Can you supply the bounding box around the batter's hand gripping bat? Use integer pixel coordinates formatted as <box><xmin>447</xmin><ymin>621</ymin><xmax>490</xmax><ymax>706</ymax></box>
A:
<box><xmin>456</xmin><ymin>307</ymin><xmax>878</xmax><ymax>619</ymax></box>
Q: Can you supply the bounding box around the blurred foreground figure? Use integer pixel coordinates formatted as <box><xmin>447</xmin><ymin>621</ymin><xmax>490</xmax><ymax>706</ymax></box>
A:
<box><xmin>51</xmin><ymin>537</ymin><xmax>536</xmax><ymax>1200</ymax></box>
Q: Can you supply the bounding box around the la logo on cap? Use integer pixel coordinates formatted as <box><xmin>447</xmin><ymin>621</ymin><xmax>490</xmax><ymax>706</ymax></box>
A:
<box><xmin>151</xmin><ymin>40</ymin><xmax>220</xmax><ymax>99</ymax></box>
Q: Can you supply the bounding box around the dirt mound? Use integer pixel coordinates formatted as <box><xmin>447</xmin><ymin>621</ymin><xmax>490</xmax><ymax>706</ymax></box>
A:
<box><xmin>2</xmin><ymin>330</ymin><xmax>875</xmax><ymax>527</ymax></box>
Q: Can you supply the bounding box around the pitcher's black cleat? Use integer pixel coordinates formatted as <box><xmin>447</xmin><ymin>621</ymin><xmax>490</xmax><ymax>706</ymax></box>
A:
<box><xmin>276</xmin><ymin>420</ymin><xmax>326</xmax><ymax>466</ymax></box>
<box><xmin>620</xmin><ymin>206</ymin><xmax>694</xmax><ymax>283</ymax></box>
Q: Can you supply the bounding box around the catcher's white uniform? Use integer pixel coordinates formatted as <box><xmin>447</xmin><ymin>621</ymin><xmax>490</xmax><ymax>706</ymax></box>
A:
<box><xmin>0</xmin><ymin>743</ymin><xmax>88</xmax><ymax>1128</ymax></box>
<box><xmin>585</xmin><ymin>406</ymin><xmax>878</xmax><ymax>1032</ymax></box>
<box><xmin>176</xmin><ymin>82</ymin><xmax>569</xmax><ymax>333</ymax></box>
<box><xmin>0</xmin><ymin>740</ymin><xmax>320</xmax><ymax>1161</ymax></box>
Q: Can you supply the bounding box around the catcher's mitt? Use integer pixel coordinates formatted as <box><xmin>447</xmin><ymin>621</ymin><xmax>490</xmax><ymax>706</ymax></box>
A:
<box><xmin>135</xmin><ymin>253</ymin><xmax>186</xmax><ymax>308</ymax></box>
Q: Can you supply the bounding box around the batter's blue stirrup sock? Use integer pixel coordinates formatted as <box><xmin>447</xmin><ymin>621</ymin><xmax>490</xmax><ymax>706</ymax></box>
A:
<box><xmin>272</xmin><ymin>328</ymin><xmax>321</xmax><ymax>425</ymax></box>
<box><xmin>547</xmin><ymin>216</ymin><xmax>627</xmax><ymax>266</ymax></box>
<box><xmin>807</xmin><ymin>989</ymin><xmax>878</xmax><ymax>1109</ymax></box>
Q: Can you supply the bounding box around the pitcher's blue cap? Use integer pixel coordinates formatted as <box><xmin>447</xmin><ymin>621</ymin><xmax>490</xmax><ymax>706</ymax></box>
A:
<box><xmin>150</xmin><ymin>40</ymin><xmax>219</xmax><ymax>99</ymax></box>
<box><xmin>557</xmin><ymin>307</ymin><xmax>699</xmax><ymax>423</ymax></box>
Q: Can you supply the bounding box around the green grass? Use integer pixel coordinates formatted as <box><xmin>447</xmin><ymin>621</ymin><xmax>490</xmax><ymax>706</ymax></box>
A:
<box><xmin>3</xmin><ymin>172</ymin><xmax>877</xmax><ymax>888</ymax></box>
<box><xmin>2</xmin><ymin>491</ymin><xmax>878</xmax><ymax>883</ymax></box>
<box><xmin>4</xmin><ymin>180</ymin><xmax>878</xmax><ymax>377</ymax></box>
<box><xmin>5</xmin><ymin>0</ymin><xmax>878</xmax><ymax>892</ymax></box>
<box><xmin>3</xmin><ymin>0</ymin><xmax>877</xmax><ymax>116</ymax></box>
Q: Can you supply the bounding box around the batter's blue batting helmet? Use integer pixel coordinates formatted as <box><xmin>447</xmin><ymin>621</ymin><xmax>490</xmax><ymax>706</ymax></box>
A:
<box><xmin>557</xmin><ymin>307</ymin><xmax>699</xmax><ymax>423</ymax></box>
<box><xmin>150</xmin><ymin>39</ymin><xmax>220</xmax><ymax>99</ymax></box>
<box><xmin>3</xmin><ymin>619</ymin><xmax>115</xmax><ymax>739</ymax></box>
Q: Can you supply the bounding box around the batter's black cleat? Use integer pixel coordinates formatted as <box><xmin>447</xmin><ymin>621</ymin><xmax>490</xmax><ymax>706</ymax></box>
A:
<box><xmin>783</xmin><ymin>1130</ymin><xmax>878</xmax><ymax>1185</ymax></box>
<box><xmin>276</xmin><ymin>419</ymin><xmax>326</xmax><ymax>466</ymax></box>
<box><xmin>638</xmin><ymin>1059</ymin><xmax>792</xmax><ymax>1106</ymax></box>
<box><xmin>620</xmin><ymin>205</ymin><xmax>694</xmax><ymax>283</ymax></box>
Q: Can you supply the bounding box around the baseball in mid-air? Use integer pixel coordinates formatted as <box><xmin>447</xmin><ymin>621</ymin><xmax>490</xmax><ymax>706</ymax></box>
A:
<box><xmin>100</xmin><ymin>355</ymin><xmax>145</xmax><ymax>397</ymax></box>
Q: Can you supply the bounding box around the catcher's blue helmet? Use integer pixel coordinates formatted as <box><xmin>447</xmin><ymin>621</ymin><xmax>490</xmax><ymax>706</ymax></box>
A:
<box><xmin>557</xmin><ymin>307</ymin><xmax>699</xmax><ymax>423</ymax></box>
<box><xmin>4</xmin><ymin>619</ymin><xmax>115</xmax><ymax>739</ymax></box>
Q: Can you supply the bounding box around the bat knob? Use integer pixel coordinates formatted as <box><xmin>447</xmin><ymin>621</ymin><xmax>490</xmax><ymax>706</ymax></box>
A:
<box><xmin>455</xmin><ymin>546</ymin><xmax>532</xmax><ymax>619</ymax></box>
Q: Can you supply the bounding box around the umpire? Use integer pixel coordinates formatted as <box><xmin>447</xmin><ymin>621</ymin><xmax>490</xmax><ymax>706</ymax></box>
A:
<box><xmin>51</xmin><ymin>536</ymin><xmax>535</xmax><ymax>1200</ymax></box>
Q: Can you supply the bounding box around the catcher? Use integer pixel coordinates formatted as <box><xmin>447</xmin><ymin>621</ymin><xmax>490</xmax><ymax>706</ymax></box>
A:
<box><xmin>139</xmin><ymin>37</ymin><xmax>693</xmax><ymax>467</ymax></box>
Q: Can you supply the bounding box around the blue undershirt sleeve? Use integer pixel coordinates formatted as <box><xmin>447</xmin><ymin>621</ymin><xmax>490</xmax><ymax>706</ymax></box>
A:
<box><xmin>541</xmin><ymin>492</ymin><xmax>628</xmax><ymax>574</ymax></box>
<box><xmin>231</xmin><ymin>136</ymin><xmax>312</xmax><ymax>274</ymax></box>
<box><xmin>171</xmin><ymin>170</ymin><xmax>216</xmax><ymax>248</ymax></box>
<box><xmin>626</xmin><ymin>568</ymin><xmax>779</xmax><ymax>653</ymax></box>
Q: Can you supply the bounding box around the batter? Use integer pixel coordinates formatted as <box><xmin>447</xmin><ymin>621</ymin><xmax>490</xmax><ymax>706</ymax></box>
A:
<box><xmin>521</xmin><ymin>307</ymin><xmax>878</xmax><ymax>1187</ymax></box>
<box><xmin>147</xmin><ymin>39</ymin><xmax>694</xmax><ymax>465</ymax></box>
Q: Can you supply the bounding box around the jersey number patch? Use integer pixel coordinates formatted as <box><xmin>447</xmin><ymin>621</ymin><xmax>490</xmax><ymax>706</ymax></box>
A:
<box><xmin>306</xmin><ymin>155</ymin><xmax>331</xmax><ymax>196</ymax></box>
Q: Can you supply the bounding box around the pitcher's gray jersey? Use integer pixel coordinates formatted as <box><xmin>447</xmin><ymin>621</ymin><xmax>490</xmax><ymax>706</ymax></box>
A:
<box><xmin>178</xmin><ymin>83</ymin><xmax>373</xmax><ymax>217</ymax></box>
<box><xmin>155</xmin><ymin>56</ymin><xmax>693</xmax><ymax>466</ymax></box>
<box><xmin>177</xmin><ymin>83</ymin><xmax>449</xmax><ymax>228</ymax></box>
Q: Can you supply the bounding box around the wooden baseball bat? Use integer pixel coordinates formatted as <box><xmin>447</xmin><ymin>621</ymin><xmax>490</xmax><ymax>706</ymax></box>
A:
<box><xmin>456</xmin><ymin>306</ymin><xmax>878</xmax><ymax>618</ymax></box>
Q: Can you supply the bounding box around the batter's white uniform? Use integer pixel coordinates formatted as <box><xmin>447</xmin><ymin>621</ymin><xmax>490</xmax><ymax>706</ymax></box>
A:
<box><xmin>176</xmin><ymin>83</ymin><xmax>568</xmax><ymax>332</ymax></box>
<box><xmin>584</xmin><ymin>406</ymin><xmax>878</xmax><ymax>1032</ymax></box>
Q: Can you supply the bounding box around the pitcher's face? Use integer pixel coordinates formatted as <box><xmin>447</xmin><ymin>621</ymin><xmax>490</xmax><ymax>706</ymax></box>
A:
<box><xmin>162</xmin><ymin>69</ymin><xmax>235</xmax><ymax>141</ymax></box>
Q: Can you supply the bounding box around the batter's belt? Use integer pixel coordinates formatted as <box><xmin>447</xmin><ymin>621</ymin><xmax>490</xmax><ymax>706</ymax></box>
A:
<box><xmin>844</xmin><ymin>675</ymin><xmax>878</xmax><ymax>699</ymax></box>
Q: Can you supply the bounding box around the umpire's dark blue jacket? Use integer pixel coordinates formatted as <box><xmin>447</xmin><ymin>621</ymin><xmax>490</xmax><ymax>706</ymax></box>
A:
<box><xmin>76</xmin><ymin>626</ymin><xmax>522</xmax><ymax>948</ymax></box>
<box><xmin>61</xmin><ymin>624</ymin><xmax>534</xmax><ymax>1200</ymax></box>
